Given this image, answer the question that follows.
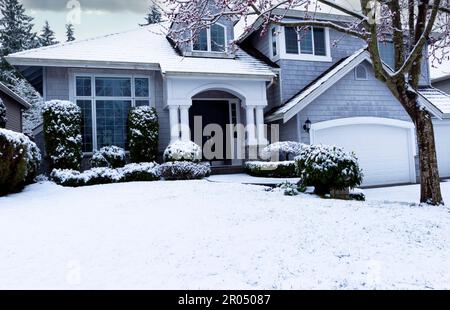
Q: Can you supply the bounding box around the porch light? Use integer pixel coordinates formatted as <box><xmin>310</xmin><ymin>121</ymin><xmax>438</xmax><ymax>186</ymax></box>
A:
<box><xmin>303</xmin><ymin>118</ymin><xmax>312</xmax><ymax>133</ymax></box>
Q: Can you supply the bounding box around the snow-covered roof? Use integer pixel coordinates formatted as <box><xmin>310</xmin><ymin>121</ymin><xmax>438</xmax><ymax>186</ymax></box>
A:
<box><xmin>266</xmin><ymin>48</ymin><xmax>369</xmax><ymax>123</ymax></box>
<box><xmin>0</xmin><ymin>82</ymin><xmax>31</xmax><ymax>109</ymax></box>
<box><xmin>418</xmin><ymin>87</ymin><xmax>450</xmax><ymax>118</ymax></box>
<box><xmin>5</xmin><ymin>23</ymin><xmax>275</xmax><ymax>80</ymax></box>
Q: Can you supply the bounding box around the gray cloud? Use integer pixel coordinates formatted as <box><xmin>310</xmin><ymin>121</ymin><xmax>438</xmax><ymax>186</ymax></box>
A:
<box><xmin>22</xmin><ymin>0</ymin><xmax>151</xmax><ymax>13</ymax></box>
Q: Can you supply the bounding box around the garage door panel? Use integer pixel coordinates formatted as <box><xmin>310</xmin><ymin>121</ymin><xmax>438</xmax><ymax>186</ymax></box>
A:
<box><xmin>313</xmin><ymin>123</ymin><xmax>413</xmax><ymax>186</ymax></box>
<box><xmin>434</xmin><ymin>123</ymin><xmax>450</xmax><ymax>177</ymax></box>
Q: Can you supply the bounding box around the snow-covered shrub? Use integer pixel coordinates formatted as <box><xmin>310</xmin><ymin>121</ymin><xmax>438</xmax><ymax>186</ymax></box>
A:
<box><xmin>160</xmin><ymin>161</ymin><xmax>211</xmax><ymax>180</ymax></box>
<box><xmin>91</xmin><ymin>146</ymin><xmax>126</xmax><ymax>168</ymax></box>
<box><xmin>120</xmin><ymin>163</ymin><xmax>160</xmax><ymax>182</ymax></box>
<box><xmin>245</xmin><ymin>161</ymin><xmax>297</xmax><ymax>178</ymax></box>
<box><xmin>0</xmin><ymin>99</ymin><xmax>6</xmax><ymax>128</ymax></box>
<box><xmin>295</xmin><ymin>144</ymin><xmax>363</xmax><ymax>196</ymax></box>
<box><xmin>260</xmin><ymin>141</ymin><xmax>306</xmax><ymax>161</ymax></box>
<box><xmin>164</xmin><ymin>141</ymin><xmax>202</xmax><ymax>163</ymax></box>
<box><xmin>0</xmin><ymin>129</ymin><xmax>41</xmax><ymax>196</ymax></box>
<box><xmin>51</xmin><ymin>163</ymin><xmax>160</xmax><ymax>187</ymax></box>
<box><xmin>43</xmin><ymin>100</ymin><xmax>82</xmax><ymax>170</ymax></box>
<box><xmin>128</xmin><ymin>106</ymin><xmax>159</xmax><ymax>163</ymax></box>
<box><xmin>350</xmin><ymin>188</ymin><xmax>366</xmax><ymax>201</ymax></box>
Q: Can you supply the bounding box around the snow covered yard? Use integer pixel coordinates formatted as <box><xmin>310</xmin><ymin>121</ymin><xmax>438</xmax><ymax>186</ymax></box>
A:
<box><xmin>0</xmin><ymin>180</ymin><xmax>449</xmax><ymax>290</ymax></box>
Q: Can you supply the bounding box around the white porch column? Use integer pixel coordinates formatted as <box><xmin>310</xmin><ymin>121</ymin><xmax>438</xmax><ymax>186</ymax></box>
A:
<box><xmin>255</xmin><ymin>106</ymin><xmax>267</xmax><ymax>145</ymax></box>
<box><xmin>245</xmin><ymin>105</ymin><xmax>257</xmax><ymax>145</ymax></box>
<box><xmin>169</xmin><ymin>105</ymin><xmax>180</xmax><ymax>143</ymax></box>
<box><xmin>179</xmin><ymin>105</ymin><xmax>191</xmax><ymax>141</ymax></box>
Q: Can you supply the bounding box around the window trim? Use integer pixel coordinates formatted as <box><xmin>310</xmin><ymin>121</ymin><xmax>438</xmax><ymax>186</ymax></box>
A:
<box><xmin>269</xmin><ymin>25</ymin><xmax>281</xmax><ymax>61</ymax></box>
<box><xmin>279</xmin><ymin>26</ymin><xmax>332</xmax><ymax>62</ymax></box>
<box><xmin>355</xmin><ymin>64</ymin><xmax>368</xmax><ymax>80</ymax></box>
<box><xmin>191</xmin><ymin>23</ymin><xmax>227</xmax><ymax>53</ymax></box>
<box><xmin>72</xmin><ymin>73</ymin><xmax>152</xmax><ymax>152</ymax></box>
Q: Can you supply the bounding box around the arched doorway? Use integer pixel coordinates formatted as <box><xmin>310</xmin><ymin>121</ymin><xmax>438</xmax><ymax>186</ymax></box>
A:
<box><xmin>189</xmin><ymin>90</ymin><xmax>243</xmax><ymax>166</ymax></box>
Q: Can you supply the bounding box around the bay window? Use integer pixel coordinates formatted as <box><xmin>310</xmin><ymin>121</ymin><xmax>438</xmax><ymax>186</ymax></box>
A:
<box><xmin>74</xmin><ymin>75</ymin><xmax>151</xmax><ymax>152</ymax></box>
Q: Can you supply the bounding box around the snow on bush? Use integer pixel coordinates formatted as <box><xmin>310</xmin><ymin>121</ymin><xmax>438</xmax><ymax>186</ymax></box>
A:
<box><xmin>164</xmin><ymin>141</ymin><xmax>202</xmax><ymax>163</ymax></box>
<box><xmin>0</xmin><ymin>128</ymin><xmax>41</xmax><ymax>196</ymax></box>
<box><xmin>128</xmin><ymin>106</ymin><xmax>159</xmax><ymax>163</ymax></box>
<box><xmin>0</xmin><ymin>99</ymin><xmax>6</xmax><ymax>128</ymax></box>
<box><xmin>245</xmin><ymin>161</ymin><xmax>297</xmax><ymax>178</ymax></box>
<box><xmin>43</xmin><ymin>100</ymin><xmax>82</xmax><ymax>170</ymax></box>
<box><xmin>295</xmin><ymin>144</ymin><xmax>363</xmax><ymax>196</ymax></box>
<box><xmin>51</xmin><ymin>163</ymin><xmax>160</xmax><ymax>187</ymax></box>
<box><xmin>160</xmin><ymin>161</ymin><xmax>211</xmax><ymax>180</ymax></box>
<box><xmin>91</xmin><ymin>146</ymin><xmax>126</xmax><ymax>168</ymax></box>
<box><xmin>260</xmin><ymin>141</ymin><xmax>306</xmax><ymax>161</ymax></box>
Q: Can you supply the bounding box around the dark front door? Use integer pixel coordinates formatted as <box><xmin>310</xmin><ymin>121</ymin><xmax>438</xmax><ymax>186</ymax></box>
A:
<box><xmin>189</xmin><ymin>100</ymin><xmax>230</xmax><ymax>163</ymax></box>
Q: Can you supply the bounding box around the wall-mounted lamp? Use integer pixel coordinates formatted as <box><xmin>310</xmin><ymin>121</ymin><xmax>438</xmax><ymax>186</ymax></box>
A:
<box><xmin>303</xmin><ymin>118</ymin><xmax>312</xmax><ymax>133</ymax></box>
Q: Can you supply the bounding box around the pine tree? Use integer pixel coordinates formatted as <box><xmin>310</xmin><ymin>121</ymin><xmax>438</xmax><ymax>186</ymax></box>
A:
<box><xmin>0</xmin><ymin>0</ymin><xmax>38</xmax><ymax>84</ymax></box>
<box><xmin>66</xmin><ymin>23</ymin><xmax>75</xmax><ymax>42</ymax></box>
<box><xmin>39</xmin><ymin>21</ymin><xmax>59</xmax><ymax>47</ymax></box>
<box><xmin>142</xmin><ymin>4</ymin><xmax>162</xmax><ymax>25</ymax></box>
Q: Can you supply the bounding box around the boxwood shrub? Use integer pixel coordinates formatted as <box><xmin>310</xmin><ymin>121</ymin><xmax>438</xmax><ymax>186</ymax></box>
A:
<box><xmin>163</xmin><ymin>140</ymin><xmax>202</xmax><ymax>163</ymax></box>
<box><xmin>91</xmin><ymin>145</ymin><xmax>126</xmax><ymax>168</ymax></box>
<box><xmin>295</xmin><ymin>144</ymin><xmax>363</xmax><ymax>196</ymax></box>
<box><xmin>128</xmin><ymin>106</ymin><xmax>159</xmax><ymax>163</ymax></box>
<box><xmin>43</xmin><ymin>100</ymin><xmax>82</xmax><ymax>170</ymax></box>
<box><xmin>245</xmin><ymin>161</ymin><xmax>297</xmax><ymax>178</ymax></box>
<box><xmin>0</xmin><ymin>129</ymin><xmax>41</xmax><ymax>196</ymax></box>
<box><xmin>260</xmin><ymin>141</ymin><xmax>306</xmax><ymax>161</ymax></box>
<box><xmin>160</xmin><ymin>161</ymin><xmax>211</xmax><ymax>181</ymax></box>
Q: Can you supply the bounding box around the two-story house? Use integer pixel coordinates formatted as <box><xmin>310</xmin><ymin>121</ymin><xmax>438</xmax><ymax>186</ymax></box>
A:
<box><xmin>5</xmin><ymin>10</ymin><xmax>450</xmax><ymax>186</ymax></box>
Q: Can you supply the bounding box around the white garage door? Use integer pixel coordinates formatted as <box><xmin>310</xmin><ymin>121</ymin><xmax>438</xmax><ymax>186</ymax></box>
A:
<box><xmin>311</xmin><ymin>118</ymin><xmax>416</xmax><ymax>187</ymax></box>
<box><xmin>434</xmin><ymin>121</ymin><xmax>450</xmax><ymax>178</ymax></box>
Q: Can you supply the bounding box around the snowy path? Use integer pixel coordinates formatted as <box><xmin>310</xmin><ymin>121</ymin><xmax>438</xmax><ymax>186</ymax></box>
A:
<box><xmin>0</xmin><ymin>180</ymin><xmax>449</xmax><ymax>289</ymax></box>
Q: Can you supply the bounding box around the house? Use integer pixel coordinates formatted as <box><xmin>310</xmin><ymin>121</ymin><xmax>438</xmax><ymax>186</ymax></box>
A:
<box><xmin>432</xmin><ymin>74</ymin><xmax>450</xmax><ymax>95</ymax></box>
<box><xmin>0</xmin><ymin>82</ymin><xmax>30</xmax><ymax>132</ymax></box>
<box><xmin>5</xmin><ymin>10</ymin><xmax>450</xmax><ymax>186</ymax></box>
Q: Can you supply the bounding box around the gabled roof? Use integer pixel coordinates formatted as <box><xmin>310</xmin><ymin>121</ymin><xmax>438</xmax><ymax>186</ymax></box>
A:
<box><xmin>266</xmin><ymin>48</ymin><xmax>369</xmax><ymax>122</ymax></box>
<box><xmin>418</xmin><ymin>87</ymin><xmax>450</xmax><ymax>119</ymax></box>
<box><xmin>5</xmin><ymin>23</ymin><xmax>275</xmax><ymax>80</ymax></box>
<box><xmin>0</xmin><ymin>82</ymin><xmax>31</xmax><ymax>109</ymax></box>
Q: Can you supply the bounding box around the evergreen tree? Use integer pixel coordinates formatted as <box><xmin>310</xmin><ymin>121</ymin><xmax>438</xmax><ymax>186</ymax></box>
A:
<box><xmin>0</xmin><ymin>0</ymin><xmax>38</xmax><ymax>84</ymax></box>
<box><xmin>142</xmin><ymin>4</ymin><xmax>162</xmax><ymax>25</ymax></box>
<box><xmin>39</xmin><ymin>21</ymin><xmax>59</xmax><ymax>47</ymax></box>
<box><xmin>66</xmin><ymin>23</ymin><xmax>75</xmax><ymax>42</ymax></box>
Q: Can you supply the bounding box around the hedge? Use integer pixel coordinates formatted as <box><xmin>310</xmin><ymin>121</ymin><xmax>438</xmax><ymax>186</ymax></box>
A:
<box><xmin>128</xmin><ymin>106</ymin><xmax>159</xmax><ymax>163</ymax></box>
<box><xmin>245</xmin><ymin>161</ymin><xmax>297</xmax><ymax>178</ymax></box>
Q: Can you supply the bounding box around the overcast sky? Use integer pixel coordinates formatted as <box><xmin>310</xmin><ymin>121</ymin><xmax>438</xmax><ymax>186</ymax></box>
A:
<box><xmin>22</xmin><ymin>0</ymin><xmax>154</xmax><ymax>42</ymax></box>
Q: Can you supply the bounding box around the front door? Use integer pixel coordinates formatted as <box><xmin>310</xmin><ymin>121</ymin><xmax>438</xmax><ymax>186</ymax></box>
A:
<box><xmin>189</xmin><ymin>100</ymin><xmax>230</xmax><ymax>164</ymax></box>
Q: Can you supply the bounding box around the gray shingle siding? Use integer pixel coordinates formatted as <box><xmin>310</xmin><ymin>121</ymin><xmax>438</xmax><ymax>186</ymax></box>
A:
<box><xmin>2</xmin><ymin>94</ymin><xmax>22</xmax><ymax>132</ymax></box>
<box><xmin>297</xmin><ymin>61</ymin><xmax>412</xmax><ymax>143</ymax></box>
<box><xmin>45</xmin><ymin>67</ymin><xmax>70</xmax><ymax>101</ymax></box>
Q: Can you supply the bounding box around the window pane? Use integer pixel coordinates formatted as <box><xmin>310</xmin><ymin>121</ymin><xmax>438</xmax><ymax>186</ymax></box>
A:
<box><xmin>211</xmin><ymin>24</ymin><xmax>225</xmax><ymax>52</ymax></box>
<box><xmin>76</xmin><ymin>77</ymin><xmax>91</xmax><ymax>97</ymax></box>
<box><xmin>271</xmin><ymin>27</ymin><xmax>277</xmax><ymax>57</ymax></box>
<box><xmin>284</xmin><ymin>27</ymin><xmax>299</xmax><ymax>54</ymax></box>
<box><xmin>379</xmin><ymin>41</ymin><xmax>395</xmax><ymax>69</ymax></box>
<box><xmin>76</xmin><ymin>100</ymin><xmax>93</xmax><ymax>152</ymax></box>
<box><xmin>96</xmin><ymin>100</ymin><xmax>132</xmax><ymax>149</ymax></box>
<box><xmin>193</xmin><ymin>28</ymin><xmax>208</xmax><ymax>51</ymax></box>
<box><xmin>95</xmin><ymin>77</ymin><xmax>131</xmax><ymax>97</ymax></box>
<box><xmin>135</xmin><ymin>100</ymin><xmax>150</xmax><ymax>107</ymax></box>
<box><xmin>299</xmin><ymin>27</ymin><xmax>313</xmax><ymax>55</ymax></box>
<box><xmin>134</xmin><ymin>78</ymin><xmax>149</xmax><ymax>97</ymax></box>
<box><xmin>313</xmin><ymin>28</ymin><xmax>326</xmax><ymax>56</ymax></box>
<box><xmin>356</xmin><ymin>65</ymin><xmax>368</xmax><ymax>80</ymax></box>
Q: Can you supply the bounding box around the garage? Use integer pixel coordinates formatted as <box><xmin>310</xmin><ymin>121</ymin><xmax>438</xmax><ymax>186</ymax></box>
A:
<box><xmin>433</xmin><ymin>120</ymin><xmax>450</xmax><ymax>178</ymax></box>
<box><xmin>310</xmin><ymin>117</ymin><xmax>417</xmax><ymax>187</ymax></box>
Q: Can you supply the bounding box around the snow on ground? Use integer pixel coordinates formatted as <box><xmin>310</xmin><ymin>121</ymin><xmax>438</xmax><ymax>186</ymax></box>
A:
<box><xmin>0</xmin><ymin>180</ymin><xmax>449</xmax><ymax>290</ymax></box>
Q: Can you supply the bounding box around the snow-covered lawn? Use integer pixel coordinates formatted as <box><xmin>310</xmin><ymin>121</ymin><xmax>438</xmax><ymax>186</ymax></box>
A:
<box><xmin>0</xmin><ymin>180</ymin><xmax>449</xmax><ymax>290</ymax></box>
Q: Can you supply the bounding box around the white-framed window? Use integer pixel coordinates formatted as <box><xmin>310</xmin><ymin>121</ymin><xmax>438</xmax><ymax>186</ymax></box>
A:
<box><xmin>192</xmin><ymin>23</ymin><xmax>227</xmax><ymax>52</ymax></box>
<box><xmin>74</xmin><ymin>74</ymin><xmax>152</xmax><ymax>152</ymax></box>
<box><xmin>280</xmin><ymin>26</ymin><xmax>331</xmax><ymax>62</ymax></box>
<box><xmin>355</xmin><ymin>64</ymin><xmax>368</xmax><ymax>80</ymax></box>
<box><xmin>270</xmin><ymin>26</ymin><xmax>279</xmax><ymax>58</ymax></box>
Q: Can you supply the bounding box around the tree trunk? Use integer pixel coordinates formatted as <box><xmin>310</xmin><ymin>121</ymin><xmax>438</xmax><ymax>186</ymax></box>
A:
<box><xmin>415</xmin><ymin>110</ymin><xmax>444</xmax><ymax>205</ymax></box>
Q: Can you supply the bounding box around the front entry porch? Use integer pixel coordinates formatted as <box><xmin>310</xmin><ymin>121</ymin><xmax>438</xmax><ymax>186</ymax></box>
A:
<box><xmin>165</xmin><ymin>76</ymin><xmax>269</xmax><ymax>170</ymax></box>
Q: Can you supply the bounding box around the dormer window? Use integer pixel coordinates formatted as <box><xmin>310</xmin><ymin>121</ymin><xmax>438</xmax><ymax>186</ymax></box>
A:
<box><xmin>281</xmin><ymin>26</ymin><xmax>331</xmax><ymax>62</ymax></box>
<box><xmin>192</xmin><ymin>24</ymin><xmax>226</xmax><ymax>52</ymax></box>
